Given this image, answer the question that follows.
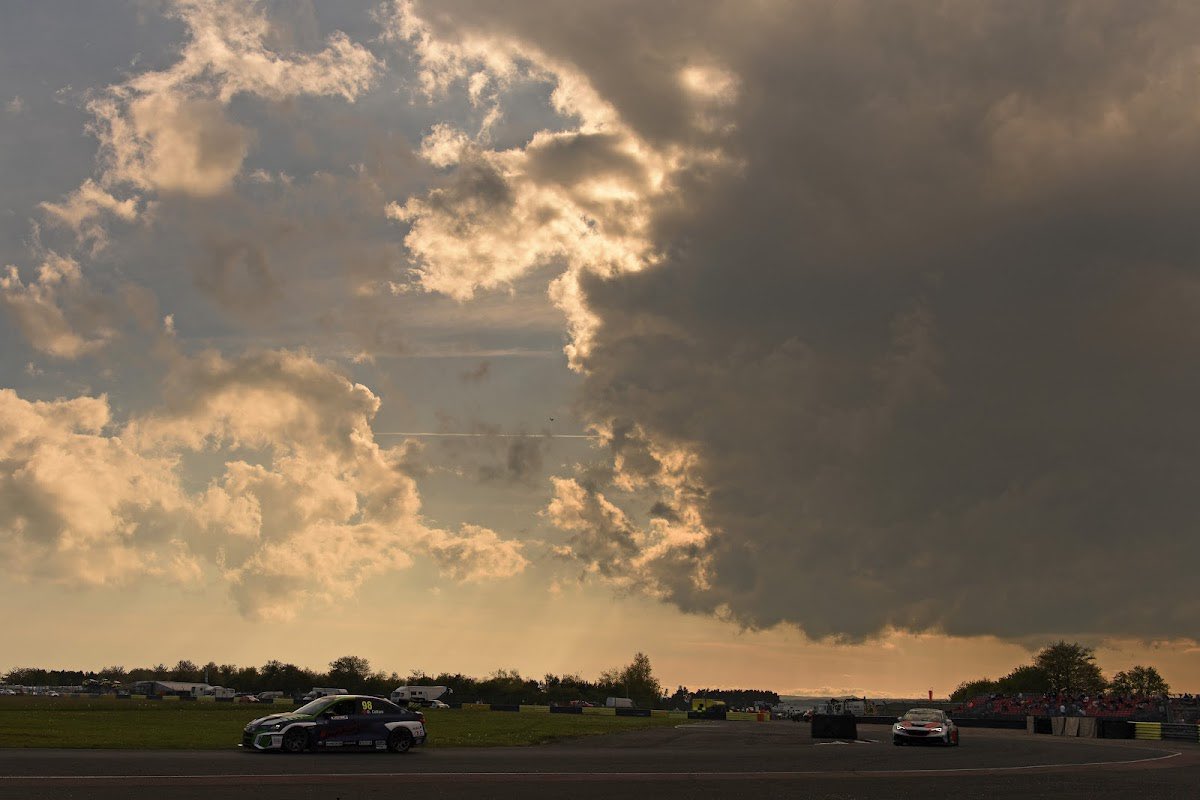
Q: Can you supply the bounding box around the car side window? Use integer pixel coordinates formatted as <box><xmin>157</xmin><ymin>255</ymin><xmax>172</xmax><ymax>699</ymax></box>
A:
<box><xmin>328</xmin><ymin>699</ymin><xmax>357</xmax><ymax>716</ymax></box>
<box><xmin>358</xmin><ymin>698</ymin><xmax>381</xmax><ymax>715</ymax></box>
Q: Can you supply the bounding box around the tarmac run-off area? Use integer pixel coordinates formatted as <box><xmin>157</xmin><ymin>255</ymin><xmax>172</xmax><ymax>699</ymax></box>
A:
<box><xmin>2</xmin><ymin>722</ymin><xmax>1198</xmax><ymax>799</ymax></box>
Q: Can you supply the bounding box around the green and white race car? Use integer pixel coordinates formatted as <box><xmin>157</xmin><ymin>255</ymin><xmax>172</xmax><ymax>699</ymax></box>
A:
<box><xmin>241</xmin><ymin>695</ymin><xmax>427</xmax><ymax>753</ymax></box>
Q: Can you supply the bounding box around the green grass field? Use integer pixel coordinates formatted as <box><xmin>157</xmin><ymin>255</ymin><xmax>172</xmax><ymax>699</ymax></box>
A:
<box><xmin>0</xmin><ymin>697</ymin><xmax>686</xmax><ymax>749</ymax></box>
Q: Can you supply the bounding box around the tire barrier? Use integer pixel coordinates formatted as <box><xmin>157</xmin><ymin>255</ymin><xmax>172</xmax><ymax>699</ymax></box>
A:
<box><xmin>615</xmin><ymin>707</ymin><xmax>651</xmax><ymax>717</ymax></box>
<box><xmin>1132</xmin><ymin>722</ymin><xmax>1200</xmax><ymax>742</ymax></box>
<box><xmin>1098</xmin><ymin>719</ymin><xmax>1132</xmax><ymax>739</ymax></box>
<box><xmin>550</xmin><ymin>706</ymin><xmax>583</xmax><ymax>714</ymax></box>
<box><xmin>462</xmin><ymin>703</ymin><xmax>491</xmax><ymax>711</ymax></box>
<box><xmin>489</xmin><ymin>704</ymin><xmax>521</xmax><ymax>712</ymax></box>
<box><xmin>955</xmin><ymin>717</ymin><xmax>1026</xmax><ymax>730</ymax></box>
<box><xmin>1161</xmin><ymin>723</ymin><xmax>1200</xmax><ymax>742</ymax></box>
<box><xmin>1133</xmin><ymin>722</ymin><xmax>1161</xmax><ymax>740</ymax></box>
<box><xmin>811</xmin><ymin>714</ymin><xmax>858</xmax><ymax>739</ymax></box>
<box><xmin>691</xmin><ymin>710</ymin><xmax>724</xmax><ymax>724</ymax></box>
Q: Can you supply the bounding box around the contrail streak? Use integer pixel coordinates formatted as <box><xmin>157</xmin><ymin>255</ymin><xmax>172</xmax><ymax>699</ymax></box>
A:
<box><xmin>375</xmin><ymin>432</ymin><xmax>600</xmax><ymax>439</ymax></box>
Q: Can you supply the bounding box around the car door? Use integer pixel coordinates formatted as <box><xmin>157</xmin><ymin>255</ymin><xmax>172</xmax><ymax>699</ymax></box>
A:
<box><xmin>316</xmin><ymin>698</ymin><xmax>360</xmax><ymax>748</ymax></box>
<box><xmin>352</xmin><ymin>697</ymin><xmax>388</xmax><ymax>748</ymax></box>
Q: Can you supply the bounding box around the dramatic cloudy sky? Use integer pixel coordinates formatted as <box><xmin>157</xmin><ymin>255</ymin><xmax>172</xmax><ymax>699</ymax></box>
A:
<box><xmin>3</xmin><ymin>0</ymin><xmax>1200</xmax><ymax>695</ymax></box>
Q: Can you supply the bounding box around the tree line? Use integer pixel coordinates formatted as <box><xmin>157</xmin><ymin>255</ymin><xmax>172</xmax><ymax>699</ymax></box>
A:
<box><xmin>2</xmin><ymin>652</ymin><xmax>686</xmax><ymax>708</ymax></box>
<box><xmin>950</xmin><ymin>641</ymin><xmax>1170</xmax><ymax>701</ymax></box>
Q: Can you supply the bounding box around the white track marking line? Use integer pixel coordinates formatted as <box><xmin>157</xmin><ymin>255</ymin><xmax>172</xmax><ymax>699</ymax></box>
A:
<box><xmin>0</xmin><ymin>750</ymin><xmax>1181</xmax><ymax>780</ymax></box>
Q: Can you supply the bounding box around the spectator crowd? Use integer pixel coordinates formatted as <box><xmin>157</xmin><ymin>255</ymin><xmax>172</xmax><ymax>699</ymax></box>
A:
<box><xmin>955</xmin><ymin>692</ymin><xmax>1200</xmax><ymax>722</ymax></box>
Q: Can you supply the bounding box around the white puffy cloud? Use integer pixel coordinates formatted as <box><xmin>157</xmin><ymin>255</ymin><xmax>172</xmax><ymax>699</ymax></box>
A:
<box><xmin>0</xmin><ymin>253</ymin><xmax>114</xmax><ymax>359</ymax></box>
<box><xmin>0</xmin><ymin>349</ymin><xmax>527</xmax><ymax>620</ymax></box>
<box><xmin>38</xmin><ymin>180</ymin><xmax>140</xmax><ymax>255</ymax></box>
<box><xmin>85</xmin><ymin>0</ymin><xmax>380</xmax><ymax>198</ymax></box>
<box><xmin>0</xmin><ymin>389</ymin><xmax>197</xmax><ymax>587</ymax></box>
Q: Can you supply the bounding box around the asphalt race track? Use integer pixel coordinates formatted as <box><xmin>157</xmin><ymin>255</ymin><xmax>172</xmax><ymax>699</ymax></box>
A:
<box><xmin>2</xmin><ymin>723</ymin><xmax>1198</xmax><ymax>799</ymax></box>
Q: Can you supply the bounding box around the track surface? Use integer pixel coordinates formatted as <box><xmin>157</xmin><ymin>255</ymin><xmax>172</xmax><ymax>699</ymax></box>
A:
<box><xmin>2</xmin><ymin>723</ymin><xmax>1198</xmax><ymax>799</ymax></box>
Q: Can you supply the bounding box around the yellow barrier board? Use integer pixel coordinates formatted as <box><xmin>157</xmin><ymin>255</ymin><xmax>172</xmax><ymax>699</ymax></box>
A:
<box><xmin>198</xmin><ymin>696</ymin><xmax>215</xmax><ymax>702</ymax></box>
<box><xmin>727</xmin><ymin>711</ymin><xmax>760</xmax><ymax>721</ymax></box>
<box><xmin>462</xmin><ymin>703</ymin><xmax>491</xmax><ymax>712</ymax></box>
<box><xmin>162</xmin><ymin>696</ymin><xmax>180</xmax><ymax>702</ymax></box>
<box><xmin>583</xmin><ymin>706</ymin><xmax>616</xmax><ymax>715</ymax></box>
<box><xmin>519</xmin><ymin>705</ymin><xmax>551</xmax><ymax>713</ymax></box>
<box><xmin>131</xmin><ymin>695</ymin><xmax>146</xmax><ymax>700</ymax></box>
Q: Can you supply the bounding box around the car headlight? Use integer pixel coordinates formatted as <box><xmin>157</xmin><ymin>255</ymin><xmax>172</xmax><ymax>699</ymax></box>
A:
<box><xmin>930</xmin><ymin>727</ymin><xmax>943</xmax><ymax>732</ymax></box>
<box><xmin>893</xmin><ymin>724</ymin><xmax>904</xmax><ymax>730</ymax></box>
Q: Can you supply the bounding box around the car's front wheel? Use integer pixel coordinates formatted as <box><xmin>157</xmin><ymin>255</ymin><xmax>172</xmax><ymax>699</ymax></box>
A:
<box><xmin>893</xmin><ymin>736</ymin><xmax>903</xmax><ymax>746</ymax></box>
<box><xmin>281</xmin><ymin>729</ymin><xmax>307</xmax><ymax>754</ymax></box>
<box><xmin>387</xmin><ymin>728</ymin><xmax>413</xmax><ymax>754</ymax></box>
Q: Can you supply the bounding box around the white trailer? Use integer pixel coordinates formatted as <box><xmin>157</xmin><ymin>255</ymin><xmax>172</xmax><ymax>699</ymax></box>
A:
<box><xmin>605</xmin><ymin>697</ymin><xmax>634</xmax><ymax>708</ymax></box>
<box><xmin>390</xmin><ymin>685</ymin><xmax>452</xmax><ymax>705</ymax></box>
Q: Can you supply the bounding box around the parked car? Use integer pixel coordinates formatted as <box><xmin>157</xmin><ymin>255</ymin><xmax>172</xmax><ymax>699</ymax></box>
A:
<box><xmin>893</xmin><ymin>708</ymin><xmax>958</xmax><ymax>746</ymax></box>
<box><xmin>242</xmin><ymin>695</ymin><xmax>426</xmax><ymax>753</ymax></box>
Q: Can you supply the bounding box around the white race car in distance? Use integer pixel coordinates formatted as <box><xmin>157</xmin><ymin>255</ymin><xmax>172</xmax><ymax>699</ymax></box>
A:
<box><xmin>893</xmin><ymin>708</ymin><xmax>959</xmax><ymax>746</ymax></box>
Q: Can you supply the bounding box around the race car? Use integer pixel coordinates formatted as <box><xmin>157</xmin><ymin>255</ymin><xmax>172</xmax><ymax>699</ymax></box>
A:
<box><xmin>242</xmin><ymin>694</ymin><xmax>426</xmax><ymax>753</ymax></box>
<box><xmin>892</xmin><ymin>708</ymin><xmax>958</xmax><ymax>746</ymax></box>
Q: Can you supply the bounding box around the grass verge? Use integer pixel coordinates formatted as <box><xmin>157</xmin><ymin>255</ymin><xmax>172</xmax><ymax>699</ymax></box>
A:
<box><xmin>0</xmin><ymin>697</ymin><xmax>685</xmax><ymax>749</ymax></box>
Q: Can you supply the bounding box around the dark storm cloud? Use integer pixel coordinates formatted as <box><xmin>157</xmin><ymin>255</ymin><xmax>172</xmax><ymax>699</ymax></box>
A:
<box><xmin>478</xmin><ymin>435</ymin><xmax>546</xmax><ymax>485</ymax></box>
<box><xmin>408</xmin><ymin>0</ymin><xmax>1200</xmax><ymax>640</ymax></box>
<box><xmin>196</xmin><ymin>240</ymin><xmax>280</xmax><ymax>311</ymax></box>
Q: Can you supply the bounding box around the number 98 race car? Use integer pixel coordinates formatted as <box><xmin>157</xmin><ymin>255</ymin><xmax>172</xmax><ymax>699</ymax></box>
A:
<box><xmin>242</xmin><ymin>695</ymin><xmax>426</xmax><ymax>753</ymax></box>
<box><xmin>892</xmin><ymin>708</ymin><xmax>959</xmax><ymax>746</ymax></box>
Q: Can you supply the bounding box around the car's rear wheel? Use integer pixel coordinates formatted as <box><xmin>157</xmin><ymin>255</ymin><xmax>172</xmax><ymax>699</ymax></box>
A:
<box><xmin>387</xmin><ymin>728</ymin><xmax>413</xmax><ymax>754</ymax></box>
<box><xmin>281</xmin><ymin>729</ymin><xmax>307</xmax><ymax>754</ymax></box>
<box><xmin>893</xmin><ymin>736</ymin><xmax>903</xmax><ymax>745</ymax></box>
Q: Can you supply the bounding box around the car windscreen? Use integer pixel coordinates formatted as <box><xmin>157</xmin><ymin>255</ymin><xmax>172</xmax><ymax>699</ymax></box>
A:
<box><xmin>902</xmin><ymin>710</ymin><xmax>943</xmax><ymax>721</ymax></box>
<box><xmin>293</xmin><ymin>697</ymin><xmax>337</xmax><ymax>716</ymax></box>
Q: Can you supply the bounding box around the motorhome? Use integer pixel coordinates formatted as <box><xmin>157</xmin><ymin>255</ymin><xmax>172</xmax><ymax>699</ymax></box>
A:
<box><xmin>389</xmin><ymin>685</ymin><xmax>452</xmax><ymax>706</ymax></box>
<box><xmin>605</xmin><ymin>697</ymin><xmax>634</xmax><ymax>709</ymax></box>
